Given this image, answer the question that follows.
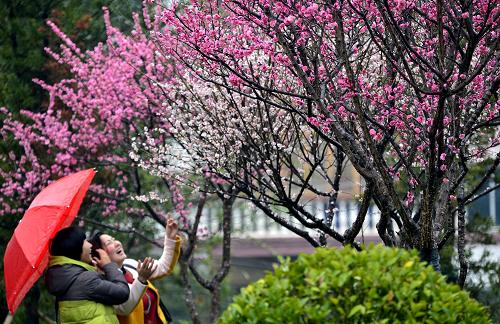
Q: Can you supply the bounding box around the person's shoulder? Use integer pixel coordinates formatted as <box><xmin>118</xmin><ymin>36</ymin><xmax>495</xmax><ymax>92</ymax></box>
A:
<box><xmin>48</xmin><ymin>263</ymin><xmax>87</xmax><ymax>276</ymax></box>
<box><xmin>123</xmin><ymin>258</ymin><xmax>139</xmax><ymax>269</ymax></box>
<box><xmin>67</xmin><ymin>268</ymin><xmax>103</xmax><ymax>292</ymax></box>
<box><xmin>77</xmin><ymin>268</ymin><xmax>101</xmax><ymax>280</ymax></box>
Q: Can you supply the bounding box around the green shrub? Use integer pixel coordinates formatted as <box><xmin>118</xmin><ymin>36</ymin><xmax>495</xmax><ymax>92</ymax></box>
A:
<box><xmin>219</xmin><ymin>245</ymin><xmax>491</xmax><ymax>323</ymax></box>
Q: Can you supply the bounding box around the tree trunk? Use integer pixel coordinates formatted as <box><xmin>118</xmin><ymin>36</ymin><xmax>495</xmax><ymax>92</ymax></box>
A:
<box><xmin>457</xmin><ymin>188</ymin><xmax>468</xmax><ymax>288</ymax></box>
<box><xmin>419</xmin><ymin>248</ymin><xmax>441</xmax><ymax>272</ymax></box>
<box><xmin>209</xmin><ymin>284</ymin><xmax>221</xmax><ymax>323</ymax></box>
<box><xmin>179</xmin><ymin>261</ymin><xmax>201</xmax><ymax>324</ymax></box>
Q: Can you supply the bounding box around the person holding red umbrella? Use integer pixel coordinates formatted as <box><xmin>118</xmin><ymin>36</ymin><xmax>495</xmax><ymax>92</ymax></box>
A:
<box><xmin>45</xmin><ymin>226</ymin><xmax>130</xmax><ymax>323</ymax></box>
<box><xmin>4</xmin><ymin>168</ymin><xmax>98</xmax><ymax>316</ymax></box>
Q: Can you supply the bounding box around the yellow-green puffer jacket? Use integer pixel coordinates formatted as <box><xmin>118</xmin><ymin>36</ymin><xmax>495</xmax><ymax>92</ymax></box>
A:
<box><xmin>58</xmin><ymin>300</ymin><xmax>117</xmax><ymax>324</ymax></box>
<box><xmin>46</xmin><ymin>256</ymin><xmax>130</xmax><ymax>324</ymax></box>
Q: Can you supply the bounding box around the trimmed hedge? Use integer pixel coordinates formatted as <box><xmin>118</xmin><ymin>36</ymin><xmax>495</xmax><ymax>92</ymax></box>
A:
<box><xmin>219</xmin><ymin>245</ymin><xmax>490</xmax><ymax>323</ymax></box>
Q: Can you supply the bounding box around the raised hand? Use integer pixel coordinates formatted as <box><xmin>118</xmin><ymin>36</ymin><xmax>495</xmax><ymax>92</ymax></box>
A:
<box><xmin>93</xmin><ymin>248</ymin><xmax>111</xmax><ymax>269</ymax></box>
<box><xmin>137</xmin><ymin>257</ymin><xmax>157</xmax><ymax>283</ymax></box>
<box><xmin>166</xmin><ymin>217</ymin><xmax>178</xmax><ymax>240</ymax></box>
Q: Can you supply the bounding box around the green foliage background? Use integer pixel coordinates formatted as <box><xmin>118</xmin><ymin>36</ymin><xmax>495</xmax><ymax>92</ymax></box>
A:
<box><xmin>219</xmin><ymin>245</ymin><xmax>491</xmax><ymax>324</ymax></box>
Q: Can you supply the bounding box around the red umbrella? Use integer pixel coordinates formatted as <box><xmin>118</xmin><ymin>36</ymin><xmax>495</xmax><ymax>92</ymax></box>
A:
<box><xmin>3</xmin><ymin>168</ymin><xmax>96</xmax><ymax>314</ymax></box>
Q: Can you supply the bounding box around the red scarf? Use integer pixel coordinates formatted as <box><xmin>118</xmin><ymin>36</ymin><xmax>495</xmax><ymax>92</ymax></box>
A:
<box><xmin>123</xmin><ymin>269</ymin><xmax>161</xmax><ymax>324</ymax></box>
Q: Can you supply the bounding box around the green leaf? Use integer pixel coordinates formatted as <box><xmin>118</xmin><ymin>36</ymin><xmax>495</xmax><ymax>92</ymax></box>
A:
<box><xmin>348</xmin><ymin>305</ymin><xmax>366</xmax><ymax>318</ymax></box>
<box><xmin>219</xmin><ymin>245</ymin><xmax>491</xmax><ymax>323</ymax></box>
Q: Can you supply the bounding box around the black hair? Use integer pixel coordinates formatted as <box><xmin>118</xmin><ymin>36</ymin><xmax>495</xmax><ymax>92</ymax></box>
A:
<box><xmin>50</xmin><ymin>227</ymin><xmax>86</xmax><ymax>261</ymax></box>
<box><xmin>89</xmin><ymin>231</ymin><xmax>104</xmax><ymax>250</ymax></box>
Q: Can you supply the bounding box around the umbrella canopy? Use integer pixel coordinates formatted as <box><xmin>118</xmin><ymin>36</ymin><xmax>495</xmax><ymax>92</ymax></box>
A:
<box><xmin>4</xmin><ymin>168</ymin><xmax>96</xmax><ymax>314</ymax></box>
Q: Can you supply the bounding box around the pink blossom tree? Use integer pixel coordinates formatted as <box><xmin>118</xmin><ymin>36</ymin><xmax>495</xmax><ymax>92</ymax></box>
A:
<box><xmin>0</xmin><ymin>9</ymin><xmax>166</xmax><ymax>221</ymax></box>
<box><xmin>137</xmin><ymin>69</ymin><xmax>350</xmax><ymax>246</ymax></box>
<box><xmin>1</xmin><ymin>7</ymin><xmax>238</xmax><ymax>322</ymax></box>
<box><xmin>2</xmin><ymin>1</ymin><xmax>497</xmax><ymax>321</ymax></box>
<box><xmin>148</xmin><ymin>0</ymin><xmax>499</xmax><ymax>284</ymax></box>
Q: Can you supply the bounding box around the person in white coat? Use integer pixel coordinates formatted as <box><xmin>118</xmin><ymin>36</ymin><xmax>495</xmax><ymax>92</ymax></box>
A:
<box><xmin>90</xmin><ymin>218</ymin><xmax>182</xmax><ymax>324</ymax></box>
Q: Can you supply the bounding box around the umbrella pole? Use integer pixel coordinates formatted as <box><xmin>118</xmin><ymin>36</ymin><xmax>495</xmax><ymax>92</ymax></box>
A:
<box><xmin>2</xmin><ymin>314</ymin><xmax>13</xmax><ymax>324</ymax></box>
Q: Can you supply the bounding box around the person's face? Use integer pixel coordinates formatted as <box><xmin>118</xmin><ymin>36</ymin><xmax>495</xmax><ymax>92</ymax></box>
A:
<box><xmin>99</xmin><ymin>234</ymin><xmax>127</xmax><ymax>266</ymax></box>
<box><xmin>80</xmin><ymin>240</ymin><xmax>93</xmax><ymax>264</ymax></box>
